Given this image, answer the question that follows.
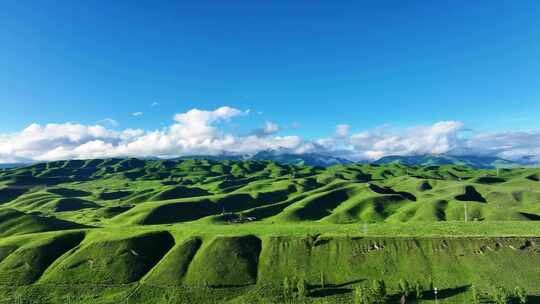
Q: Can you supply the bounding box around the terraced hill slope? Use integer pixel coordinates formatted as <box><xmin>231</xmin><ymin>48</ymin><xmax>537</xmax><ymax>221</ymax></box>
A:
<box><xmin>0</xmin><ymin>159</ymin><xmax>539</xmax><ymax>303</ymax></box>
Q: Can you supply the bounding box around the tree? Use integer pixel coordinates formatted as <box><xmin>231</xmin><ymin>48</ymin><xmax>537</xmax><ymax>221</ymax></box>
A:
<box><xmin>282</xmin><ymin>277</ymin><xmax>292</xmax><ymax>299</ymax></box>
<box><xmin>398</xmin><ymin>279</ymin><xmax>412</xmax><ymax>298</ymax></box>
<box><xmin>492</xmin><ymin>286</ymin><xmax>510</xmax><ymax>304</ymax></box>
<box><xmin>371</xmin><ymin>279</ymin><xmax>387</xmax><ymax>303</ymax></box>
<box><xmin>515</xmin><ymin>287</ymin><xmax>527</xmax><ymax>304</ymax></box>
<box><xmin>296</xmin><ymin>278</ymin><xmax>307</xmax><ymax>298</ymax></box>
<box><xmin>353</xmin><ymin>286</ymin><xmax>365</xmax><ymax>304</ymax></box>
<box><xmin>414</xmin><ymin>281</ymin><xmax>424</xmax><ymax>299</ymax></box>
<box><xmin>471</xmin><ymin>284</ymin><xmax>481</xmax><ymax>304</ymax></box>
<box><xmin>354</xmin><ymin>286</ymin><xmax>373</xmax><ymax>304</ymax></box>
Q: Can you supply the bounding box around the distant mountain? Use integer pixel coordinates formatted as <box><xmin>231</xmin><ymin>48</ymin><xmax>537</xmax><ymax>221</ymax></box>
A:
<box><xmin>374</xmin><ymin>154</ymin><xmax>519</xmax><ymax>169</ymax></box>
<box><xmin>175</xmin><ymin>150</ymin><xmax>353</xmax><ymax>167</ymax></box>
<box><xmin>0</xmin><ymin>163</ymin><xmax>30</xmax><ymax>169</ymax></box>
<box><xmin>512</xmin><ymin>155</ymin><xmax>540</xmax><ymax>167</ymax></box>
<box><xmin>248</xmin><ymin>150</ymin><xmax>353</xmax><ymax>167</ymax></box>
<box><xmin>3</xmin><ymin>152</ymin><xmax>537</xmax><ymax>170</ymax></box>
<box><xmin>151</xmin><ymin>152</ymin><xmax>539</xmax><ymax>168</ymax></box>
<box><xmin>174</xmin><ymin>154</ymin><xmax>244</xmax><ymax>162</ymax></box>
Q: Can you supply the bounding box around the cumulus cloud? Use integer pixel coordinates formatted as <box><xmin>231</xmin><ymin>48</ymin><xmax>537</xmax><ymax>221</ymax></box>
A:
<box><xmin>0</xmin><ymin>123</ymin><xmax>144</xmax><ymax>162</ymax></box>
<box><xmin>96</xmin><ymin>118</ymin><xmax>119</xmax><ymax>127</ymax></box>
<box><xmin>150</xmin><ymin>102</ymin><xmax>159</xmax><ymax>107</ymax></box>
<box><xmin>335</xmin><ymin>124</ymin><xmax>350</xmax><ymax>137</ymax></box>
<box><xmin>0</xmin><ymin>106</ymin><xmax>261</xmax><ymax>162</ymax></box>
<box><xmin>459</xmin><ymin>130</ymin><xmax>540</xmax><ymax>162</ymax></box>
<box><xmin>344</xmin><ymin>121</ymin><xmax>465</xmax><ymax>160</ymax></box>
<box><xmin>132</xmin><ymin>112</ymin><xmax>144</xmax><ymax>117</ymax></box>
<box><xmin>248</xmin><ymin>121</ymin><xmax>280</xmax><ymax>137</ymax></box>
<box><xmin>311</xmin><ymin>121</ymin><xmax>467</xmax><ymax>161</ymax></box>
<box><xmin>0</xmin><ymin>106</ymin><xmax>539</xmax><ymax>163</ymax></box>
<box><xmin>264</xmin><ymin>122</ymin><xmax>280</xmax><ymax>134</ymax></box>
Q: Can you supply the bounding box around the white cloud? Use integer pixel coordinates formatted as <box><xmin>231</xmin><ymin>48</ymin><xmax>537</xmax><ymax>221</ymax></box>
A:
<box><xmin>263</xmin><ymin>122</ymin><xmax>280</xmax><ymax>134</ymax></box>
<box><xmin>151</xmin><ymin>102</ymin><xmax>159</xmax><ymax>107</ymax></box>
<box><xmin>96</xmin><ymin>118</ymin><xmax>119</xmax><ymax>127</ymax></box>
<box><xmin>0</xmin><ymin>122</ymin><xmax>143</xmax><ymax>162</ymax></box>
<box><xmin>335</xmin><ymin>124</ymin><xmax>350</xmax><ymax>137</ymax></box>
<box><xmin>1</xmin><ymin>107</ymin><xmax>539</xmax><ymax>163</ymax></box>
<box><xmin>459</xmin><ymin>130</ymin><xmax>540</xmax><ymax>161</ymax></box>
<box><xmin>0</xmin><ymin>106</ymin><xmax>254</xmax><ymax>162</ymax></box>
<box><xmin>249</xmin><ymin>121</ymin><xmax>281</xmax><ymax>137</ymax></box>
<box><xmin>132</xmin><ymin>112</ymin><xmax>144</xmax><ymax>117</ymax></box>
<box><xmin>343</xmin><ymin>121</ymin><xmax>464</xmax><ymax>160</ymax></box>
<box><xmin>171</xmin><ymin>106</ymin><xmax>246</xmax><ymax>139</ymax></box>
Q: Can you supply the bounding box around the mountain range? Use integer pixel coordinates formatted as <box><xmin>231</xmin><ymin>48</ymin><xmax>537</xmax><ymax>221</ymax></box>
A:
<box><xmin>0</xmin><ymin>163</ymin><xmax>28</xmax><ymax>169</ymax></box>
<box><xmin>1</xmin><ymin>151</ymin><xmax>537</xmax><ymax>169</ymax></box>
<box><xmin>175</xmin><ymin>150</ymin><xmax>353</xmax><ymax>167</ymax></box>
<box><xmin>177</xmin><ymin>151</ymin><xmax>536</xmax><ymax>168</ymax></box>
<box><xmin>373</xmin><ymin>154</ymin><xmax>522</xmax><ymax>169</ymax></box>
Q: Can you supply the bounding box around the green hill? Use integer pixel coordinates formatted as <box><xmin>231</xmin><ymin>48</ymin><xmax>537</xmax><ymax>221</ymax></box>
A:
<box><xmin>0</xmin><ymin>158</ymin><xmax>539</xmax><ymax>303</ymax></box>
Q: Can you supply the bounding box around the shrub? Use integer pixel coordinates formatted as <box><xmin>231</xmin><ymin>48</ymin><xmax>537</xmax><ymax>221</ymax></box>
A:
<box><xmin>492</xmin><ymin>286</ymin><xmax>511</xmax><ymax>304</ymax></box>
<box><xmin>371</xmin><ymin>279</ymin><xmax>387</xmax><ymax>303</ymax></box>
<box><xmin>353</xmin><ymin>286</ymin><xmax>364</xmax><ymax>304</ymax></box>
<box><xmin>354</xmin><ymin>286</ymin><xmax>373</xmax><ymax>304</ymax></box>
<box><xmin>471</xmin><ymin>285</ymin><xmax>481</xmax><ymax>304</ymax></box>
<box><xmin>398</xmin><ymin>279</ymin><xmax>412</xmax><ymax>298</ymax></box>
<box><xmin>515</xmin><ymin>287</ymin><xmax>527</xmax><ymax>304</ymax></box>
<box><xmin>282</xmin><ymin>277</ymin><xmax>292</xmax><ymax>298</ymax></box>
<box><xmin>163</xmin><ymin>288</ymin><xmax>181</xmax><ymax>304</ymax></box>
<box><xmin>296</xmin><ymin>277</ymin><xmax>307</xmax><ymax>298</ymax></box>
<box><xmin>413</xmin><ymin>281</ymin><xmax>424</xmax><ymax>299</ymax></box>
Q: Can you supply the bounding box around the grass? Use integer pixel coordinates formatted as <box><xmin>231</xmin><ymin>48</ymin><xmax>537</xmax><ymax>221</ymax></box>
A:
<box><xmin>0</xmin><ymin>158</ymin><xmax>540</xmax><ymax>303</ymax></box>
<box><xmin>0</xmin><ymin>231</ymin><xmax>84</xmax><ymax>285</ymax></box>
<box><xmin>0</xmin><ymin>208</ymin><xmax>85</xmax><ymax>237</ymax></box>
<box><xmin>41</xmin><ymin>230</ymin><xmax>174</xmax><ymax>285</ymax></box>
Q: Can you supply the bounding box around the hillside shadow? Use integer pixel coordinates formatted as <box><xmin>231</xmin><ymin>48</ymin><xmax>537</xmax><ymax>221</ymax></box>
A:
<box><xmin>309</xmin><ymin>287</ymin><xmax>352</xmax><ymax>297</ymax></box>
<box><xmin>520</xmin><ymin>212</ymin><xmax>540</xmax><ymax>221</ymax></box>
<box><xmin>308</xmin><ymin>279</ymin><xmax>364</xmax><ymax>298</ymax></box>
<box><xmin>526</xmin><ymin>295</ymin><xmax>540</xmax><ymax>304</ymax></box>
<box><xmin>309</xmin><ymin>278</ymin><xmax>365</xmax><ymax>289</ymax></box>
<box><xmin>209</xmin><ymin>283</ymin><xmax>254</xmax><ymax>288</ymax></box>
<box><xmin>455</xmin><ymin>186</ymin><xmax>486</xmax><ymax>203</ymax></box>
<box><xmin>368</xmin><ymin>183</ymin><xmax>417</xmax><ymax>201</ymax></box>
<box><xmin>381</xmin><ymin>285</ymin><xmax>470</xmax><ymax>303</ymax></box>
<box><xmin>47</xmin><ymin>187</ymin><xmax>91</xmax><ymax>197</ymax></box>
<box><xmin>422</xmin><ymin>285</ymin><xmax>469</xmax><ymax>300</ymax></box>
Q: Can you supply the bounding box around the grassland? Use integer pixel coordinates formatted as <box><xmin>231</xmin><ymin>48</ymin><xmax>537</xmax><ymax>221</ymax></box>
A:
<box><xmin>0</xmin><ymin>158</ymin><xmax>539</xmax><ymax>303</ymax></box>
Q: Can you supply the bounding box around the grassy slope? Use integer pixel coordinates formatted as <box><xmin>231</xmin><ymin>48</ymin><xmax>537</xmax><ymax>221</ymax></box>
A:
<box><xmin>1</xmin><ymin>225</ymin><xmax>540</xmax><ymax>303</ymax></box>
<box><xmin>0</xmin><ymin>159</ymin><xmax>539</xmax><ymax>303</ymax></box>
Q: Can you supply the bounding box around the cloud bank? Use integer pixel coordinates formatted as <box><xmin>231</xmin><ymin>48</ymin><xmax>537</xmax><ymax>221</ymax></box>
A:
<box><xmin>1</xmin><ymin>106</ymin><xmax>539</xmax><ymax>163</ymax></box>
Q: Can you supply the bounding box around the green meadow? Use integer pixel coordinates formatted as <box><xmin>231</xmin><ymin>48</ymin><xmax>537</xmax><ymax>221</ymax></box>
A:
<box><xmin>0</xmin><ymin>158</ymin><xmax>540</xmax><ymax>303</ymax></box>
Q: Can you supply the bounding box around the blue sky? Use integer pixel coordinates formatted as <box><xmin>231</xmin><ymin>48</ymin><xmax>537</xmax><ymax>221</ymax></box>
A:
<box><xmin>1</xmin><ymin>1</ymin><xmax>540</xmax><ymax>162</ymax></box>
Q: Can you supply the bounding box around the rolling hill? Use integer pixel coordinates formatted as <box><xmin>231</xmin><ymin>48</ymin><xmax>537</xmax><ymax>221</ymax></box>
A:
<box><xmin>0</xmin><ymin>158</ymin><xmax>539</xmax><ymax>303</ymax></box>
